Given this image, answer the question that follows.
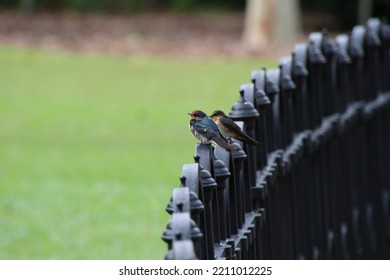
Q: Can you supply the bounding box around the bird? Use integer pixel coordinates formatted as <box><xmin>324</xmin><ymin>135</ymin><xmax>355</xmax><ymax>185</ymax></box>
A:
<box><xmin>209</xmin><ymin>110</ymin><xmax>259</xmax><ymax>145</ymax></box>
<box><xmin>188</xmin><ymin>110</ymin><xmax>236</xmax><ymax>151</ymax></box>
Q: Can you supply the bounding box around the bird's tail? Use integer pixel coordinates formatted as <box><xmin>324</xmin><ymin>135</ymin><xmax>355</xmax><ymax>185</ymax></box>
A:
<box><xmin>211</xmin><ymin>137</ymin><xmax>238</xmax><ymax>152</ymax></box>
<box><xmin>238</xmin><ymin>133</ymin><xmax>260</xmax><ymax>145</ymax></box>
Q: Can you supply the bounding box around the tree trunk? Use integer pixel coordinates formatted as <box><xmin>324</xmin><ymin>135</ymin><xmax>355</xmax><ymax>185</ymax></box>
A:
<box><xmin>242</xmin><ymin>0</ymin><xmax>275</xmax><ymax>51</ymax></box>
<box><xmin>242</xmin><ymin>0</ymin><xmax>301</xmax><ymax>51</ymax></box>
<box><xmin>274</xmin><ymin>0</ymin><xmax>301</xmax><ymax>44</ymax></box>
<box><xmin>358</xmin><ymin>0</ymin><xmax>373</xmax><ymax>24</ymax></box>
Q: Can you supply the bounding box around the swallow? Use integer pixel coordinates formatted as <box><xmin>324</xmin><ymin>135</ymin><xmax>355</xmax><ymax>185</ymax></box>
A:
<box><xmin>209</xmin><ymin>110</ymin><xmax>259</xmax><ymax>145</ymax></box>
<box><xmin>188</xmin><ymin>110</ymin><xmax>236</xmax><ymax>151</ymax></box>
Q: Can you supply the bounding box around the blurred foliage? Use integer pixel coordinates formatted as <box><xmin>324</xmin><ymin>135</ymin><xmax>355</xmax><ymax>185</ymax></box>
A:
<box><xmin>301</xmin><ymin>0</ymin><xmax>390</xmax><ymax>30</ymax></box>
<box><xmin>9</xmin><ymin>0</ymin><xmax>246</xmax><ymax>12</ymax></box>
<box><xmin>0</xmin><ymin>0</ymin><xmax>388</xmax><ymax>31</ymax></box>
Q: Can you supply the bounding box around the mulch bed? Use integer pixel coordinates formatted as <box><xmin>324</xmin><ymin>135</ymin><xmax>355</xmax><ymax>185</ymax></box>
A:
<box><xmin>0</xmin><ymin>10</ymin><xmax>296</xmax><ymax>58</ymax></box>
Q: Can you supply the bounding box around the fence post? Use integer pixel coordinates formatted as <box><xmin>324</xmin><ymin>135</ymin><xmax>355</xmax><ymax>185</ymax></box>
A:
<box><xmin>349</xmin><ymin>24</ymin><xmax>373</xmax><ymax>259</ymax></box>
<box><xmin>335</xmin><ymin>33</ymin><xmax>360</xmax><ymax>260</ymax></box>
<box><xmin>229</xmin><ymin>89</ymin><xmax>259</xmax><ymax>213</ymax></box>
<box><xmin>279</xmin><ymin>57</ymin><xmax>297</xmax><ymax>259</ymax></box>
<box><xmin>279</xmin><ymin>56</ymin><xmax>296</xmax><ymax>149</ymax></box>
<box><xmin>251</xmin><ymin>69</ymin><xmax>271</xmax><ymax>172</ymax></box>
<box><xmin>292</xmin><ymin>44</ymin><xmax>310</xmax><ymax>133</ymax></box>
<box><xmin>378</xmin><ymin>20</ymin><xmax>390</xmax><ymax>258</ymax></box>
<box><xmin>163</xmin><ymin>213</ymin><xmax>198</xmax><ymax>260</ymax></box>
<box><xmin>194</xmin><ymin>145</ymin><xmax>218</xmax><ymax>259</ymax></box>
<box><xmin>163</xmin><ymin>183</ymin><xmax>202</xmax><ymax>260</ymax></box>
<box><xmin>179</xmin><ymin>164</ymin><xmax>205</xmax><ymax>259</ymax></box>
<box><xmin>211</xmin><ymin>148</ymin><xmax>231</xmax><ymax>257</ymax></box>
<box><xmin>378</xmin><ymin>20</ymin><xmax>390</xmax><ymax>92</ymax></box>
<box><xmin>214</xmin><ymin>146</ymin><xmax>236</xmax><ymax>259</ymax></box>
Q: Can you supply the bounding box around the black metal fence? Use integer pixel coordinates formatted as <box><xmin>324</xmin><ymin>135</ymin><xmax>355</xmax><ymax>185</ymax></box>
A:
<box><xmin>161</xmin><ymin>18</ymin><xmax>390</xmax><ymax>260</ymax></box>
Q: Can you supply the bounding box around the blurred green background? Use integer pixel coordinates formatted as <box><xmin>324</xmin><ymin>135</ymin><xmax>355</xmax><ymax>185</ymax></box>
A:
<box><xmin>1</xmin><ymin>46</ymin><xmax>274</xmax><ymax>259</ymax></box>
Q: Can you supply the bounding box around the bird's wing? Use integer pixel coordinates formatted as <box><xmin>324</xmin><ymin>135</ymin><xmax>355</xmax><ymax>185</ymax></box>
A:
<box><xmin>191</xmin><ymin>121</ymin><xmax>219</xmax><ymax>139</ymax></box>
<box><xmin>220</xmin><ymin>117</ymin><xmax>259</xmax><ymax>145</ymax></box>
<box><xmin>220</xmin><ymin>117</ymin><xmax>245</xmax><ymax>135</ymax></box>
<box><xmin>191</xmin><ymin>119</ymin><xmax>237</xmax><ymax>151</ymax></box>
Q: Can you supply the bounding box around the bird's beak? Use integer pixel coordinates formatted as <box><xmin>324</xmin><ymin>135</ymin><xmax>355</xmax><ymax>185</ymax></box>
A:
<box><xmin>187</xmin><ymin>112</ymin><xmax>192</xmax><ymax>116</ymax></box>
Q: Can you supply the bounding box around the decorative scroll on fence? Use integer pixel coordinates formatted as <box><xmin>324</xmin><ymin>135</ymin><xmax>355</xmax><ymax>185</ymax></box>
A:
<box><xmin>162</xmin><ymin>18</ymin><xmax>390</xmax><ymax>260</ymax></box>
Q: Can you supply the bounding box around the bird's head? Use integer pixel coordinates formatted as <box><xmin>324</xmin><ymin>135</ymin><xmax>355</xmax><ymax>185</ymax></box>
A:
<box><xmin>188</xmin><ymin>110</ymin><xmax>207</xmax><ymax>121</ymax></box>
<box><xmin>209</xmin><ymin>110</ymin><xmax>226</xmax><ymax>122</ymax></box>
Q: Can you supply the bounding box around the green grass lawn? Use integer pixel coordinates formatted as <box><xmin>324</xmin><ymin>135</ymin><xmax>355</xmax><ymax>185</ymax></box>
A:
<box><xmin>0</xmin><ymin>46</ymin><xmax>275</xmax><ymax>259</ymax></box>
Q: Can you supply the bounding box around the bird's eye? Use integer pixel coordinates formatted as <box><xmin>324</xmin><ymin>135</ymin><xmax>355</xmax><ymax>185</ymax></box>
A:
<box><xmin>193</xmin><ymin>114</ymin><xmax>198</xmax><ymax>117</ymax></box>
